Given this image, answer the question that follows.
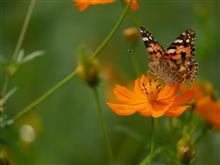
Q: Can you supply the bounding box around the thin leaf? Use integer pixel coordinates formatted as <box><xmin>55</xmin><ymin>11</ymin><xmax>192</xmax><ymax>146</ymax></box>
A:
<box><xmin>16</xmin><ymin>49</ymin><xmax>25</xmax><ymax>64</ymax></box>
<box><xmin>21</xmin><ymin>50</ymin><xmax>45</xmax><ymax>64</ymax></box>
<box><xmin>1</xmin><ymin>87</ymin><xmax>17</xmax><ymax>104</ymax></box>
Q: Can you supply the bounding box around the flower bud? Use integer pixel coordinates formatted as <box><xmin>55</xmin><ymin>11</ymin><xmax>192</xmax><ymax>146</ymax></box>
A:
<box><xmin>177</xmin><ymin>138</ymin><xmax>196</xmax><ymax>163</ymax></box>
<box><xmin>123</xmin><ymin>27</ymin><xmax>140</xmax><ymax>43</ymax></box>
<box><xmin>6</xmin><ymin>61</ymin><xmax>19</xmax><ymax>76</ymax></box>
<box><xmin>77</xmin><ymin>50</ymin><xmax>100</xmax><ymax>87</ymax></box>
<box><xmin>0</xmin><ymin>149</ymin><xmax>11</xmax><ymax>165</ymax></box>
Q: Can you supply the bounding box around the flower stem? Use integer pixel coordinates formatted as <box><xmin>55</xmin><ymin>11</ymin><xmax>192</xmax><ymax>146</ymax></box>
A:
<box><xmin>9</xmin><ymin>0</ymin><xmax>130</xmax><ymax>123</ymax></box>
<box><xmin>92</xmin><ymin>87</ymin><xmax>113</xmax><ymax>164</ymax></box>
<box><xmin>1</xmin><ymin>0</ymin><xmax>36</xmax><ymax>96</ymax></box>
<box><xmin>12</xmin><ymin>0</ymin><xmax>36</xmax><ymax>60</ymax></box>
<box><xmin>148</xmin><ymin>118</ymin><xmax>155</xmax><ymax>165</ymax></box>
<box><xmin>139</xmin><ymin>118</ymin><xmax>155</xmax><ymax>165</ymax></box>
<box><xmin>12</xmin><ymin>69</ymin><xmax>77</xmax><ymax>121</ymax></box>
<box><xmin>1</xmin><ymin>73</ymin><xmax>10</xmax><ymax>96</ymax></box>
<box><xmin>91</xmin><ymin>0</ymin><xmax>131</xmax><ymax>58</ymax></box>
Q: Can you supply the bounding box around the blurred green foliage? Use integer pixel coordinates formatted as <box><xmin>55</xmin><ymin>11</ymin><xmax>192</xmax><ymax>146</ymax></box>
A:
<box><xmin>0</xmin><ymin>0</ymin><xmax>219</xmax><ymax>164</ymax></box>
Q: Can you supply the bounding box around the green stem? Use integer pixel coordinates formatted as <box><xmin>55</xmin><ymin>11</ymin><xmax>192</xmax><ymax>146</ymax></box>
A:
<box><xmin>12</xmin><ymin>0</ymin><xmax>36</xmax><ymax>60</ymax></box>
<box><xmin>193</xmin><ymin>124</ymin><xmax>213</xmax><ymax>145</ymax></box>
<box><xmin>1</xmin><ymin>73</ymin><xmax>10</xmax><ymax>96</ymax></box>
<box><xmin>10</xmin><ymin>0</ymin><xmax>131</xmax><ymax>122</ymax></box>
<box><xmin>93</xmin><ymin>88</ymin><xmax>113</xmax><ymax>164</ymax></box>
<box><xmin>167</xmin><ymin>118</ymin><xmax>174</xmax><ymax>144</ymax></box>
<box><xmin>139</xmin><ymin>118</ymin><xmax>155</xmax><ymax>165</ymax></box>
<box><xmin>119</xmin><ymin>0</ymin><xmax>142</xmax><ymax>26</ymax></box>
<box><xmin>148</xmin><ymin>118</ymin><xmax>155</xmax><ymax>165</ymax></box>
<box><xmin>12</xmin><ymin>69</ymin><xmax>77</xmax><ymax>121</ymax></box>
<box><xmin>91</xmin><ymin>0</ymin><xmax>131</xmax><ymax>58</ymax></box>
<box><xmin>1</xmin><ymin>0</ymin><xmax>36</xmax><ymax>96</ymax></box>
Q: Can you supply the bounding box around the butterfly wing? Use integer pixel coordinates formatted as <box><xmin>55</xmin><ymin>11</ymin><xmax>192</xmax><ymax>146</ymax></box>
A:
<box><xmin>164</xmin><ymin>29</ymin><xmax>195</xmax><ymax>60</ymax></box>
<box><xmin>139</xmin><ymin>26</ymin><xmax>165</xmax><ymax>62</ymax></box>
<box><xmin>163</xmin><ymin>29</ymin><xmax>198</xmax><ymax>83</ymax></box>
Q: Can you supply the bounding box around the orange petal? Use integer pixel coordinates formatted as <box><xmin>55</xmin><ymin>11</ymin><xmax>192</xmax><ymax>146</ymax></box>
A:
<box><xmin>74</xmin><ymin>0</ymin><xmax>114</xmax><ymax>11</ymax></box>
<box><xmin>151</xmin><ymin>102</ymin><xmax>173</xmax><ymax>118</ymax></box>
<box><xmin>114</xmin><ymin>85</ymin><xmax>137</xmax><ymax>103</ymax></box>
<box><xmin>74</xmin><ymin>0</ymin><xmax>88</xmax><ymax>11</ymax></box>
<box><xmin>107</xmin><ymin>103</ymin><xmax>136</xmax><ymax>116</ymax></box>
<box><xmin>107</xmin><ymin>102</ymin><xmax>150</xmax><ymax>116</ymax></box>
<box><xmin>175</xmin><ymin>88</ymin><xmax>194</xmax><ymax>106</ymax></box>
<box><xmin>130</xmin><ymin>0</ymin><xmax>139</xmax><ymax>11</ymax></box>
<box><xmin>124</xmin><ymin>0</ymin><xmax>139</xmax><ymax>11</ymax></box>
<box><xmin>134</xmin><ymin>75</ymin><xmax>145</xmax><ymax>97</ymax></box>
<box><xmin>138</xmin><ymin>103</ymin><xmax>154</xmax><ymax>117</ymax></box>
<box><xmin>158</xmin><ymin>85</ymin><xmax>179</xmax><ymax>101</ymax></box>
<box><xmin>165</xmin><ymin>105</ymin><xmax>191</xmax><ymax>117</ymax></box>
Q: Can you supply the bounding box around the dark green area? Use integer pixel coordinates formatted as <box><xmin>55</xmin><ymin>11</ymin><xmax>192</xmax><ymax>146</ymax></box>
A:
<box><xmin>0</xmin><ymin>0</ymin><xmax>219</xmax><ymax>164</ymax></box>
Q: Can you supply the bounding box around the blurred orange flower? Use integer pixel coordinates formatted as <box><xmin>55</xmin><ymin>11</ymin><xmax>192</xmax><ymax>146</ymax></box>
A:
<box><xmin>195</xmin><ymin>96</ymin><xmax>220</xmax><ymax>131</ymax></box>
<box><xmin>107</xmin><ymin>75</ymin><xmax>194</xmax><ymax>118</ymax></box>
<box><xmin>74</xmin><ymin>0</ymin><xmax>139</xmax><ymax>11</ymax></box>
<box><xmin>124</xmin><ymin>0</ymin><xmax>139</xmax><ymax>11</ymax></box>
<box><xmin>74</xmin><ymin>0</ymin><xmax>114</xmax><ymax>11</ymax></box>
<box><xmin>194</xmin><ymin>82</ymin><xmax>220</xmax><ymax>131</ymax></box>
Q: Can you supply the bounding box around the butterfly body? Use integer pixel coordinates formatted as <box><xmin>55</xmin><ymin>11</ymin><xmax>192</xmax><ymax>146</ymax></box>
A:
<box><xmin>139</xmin><ymin>26</ymin><xmax>198</xmax><ymax>85</ymax></box>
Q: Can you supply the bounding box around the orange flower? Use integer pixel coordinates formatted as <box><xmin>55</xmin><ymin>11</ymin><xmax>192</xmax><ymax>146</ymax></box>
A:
<box><xmin>195</xmin><ymin>96</ymin><xmax>220</xmax><ymax>131</ymax></box>
<box><xmin>74</xmin><ymin>0</ymin><xmax>139</xmax><ymax>11</ymax></box>
<box><xmin>194</xmin><ymin>82</ymin><xmax>220</xmax><ymax>131</ymax></box>
<box><xmin>124</xmin><ymin>0</ymin><xmax>139</xmax><ymax>11</ymax></box>
<box><xmin>74</xmin><ymin>0</ymin><xmax>114</xmax><ymax>11</ymax></box>
<box><xmin>107</xmin><ymin>75</ymin><xmax>194</xmax><ymax>118</ymax></box>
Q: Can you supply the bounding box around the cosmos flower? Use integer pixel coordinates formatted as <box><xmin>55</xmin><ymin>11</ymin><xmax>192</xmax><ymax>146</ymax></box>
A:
<box><xmin>107</xmin><ymin>74</ymin><xmax>194</xmax><ymax>118</ymax></box>
<box><xmin>193</xmin><ymin>82</ymin><xmax>220</xmax><ymax>131</ymax></box>
<box><xmin>73</xmin><ymin>0</ymin><xmax>139</xmax><ymax>11</ymax></box>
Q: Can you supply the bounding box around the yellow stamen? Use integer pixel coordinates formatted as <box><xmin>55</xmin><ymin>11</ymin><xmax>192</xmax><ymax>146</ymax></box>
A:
<box><xmin>141</xmin><ymin>78</ymin><xmax>162</xmax><ymax>102</ymax></box>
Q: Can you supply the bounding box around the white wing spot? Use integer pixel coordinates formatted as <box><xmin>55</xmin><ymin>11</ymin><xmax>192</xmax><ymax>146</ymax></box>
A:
<box><xmin>167</xmin><ymin>49</ymin><xmax>176</xmax><ymax>53</ymax></box>
<box><xmin>175</xmin><ymin>39</ymin><xmax>183</xmax><ymax>43</ymax></box>
<box><xmin>142</xmin><ymin>37</ymin><xmax>149</xmax><ymax>41</ymax></box>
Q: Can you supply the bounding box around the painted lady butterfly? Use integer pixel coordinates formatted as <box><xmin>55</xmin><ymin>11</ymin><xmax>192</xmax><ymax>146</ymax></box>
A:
<box><xmin>139</xmin><ymin>26</ymin><xmax>198</xmax><ymax>85</ymax></box>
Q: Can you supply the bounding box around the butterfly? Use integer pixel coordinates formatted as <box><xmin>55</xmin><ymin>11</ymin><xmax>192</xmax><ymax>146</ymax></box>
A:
<box><xmin>139</xmin><ymin>26</ymin><xmax>198</xmax><ymax>85</ymax></box>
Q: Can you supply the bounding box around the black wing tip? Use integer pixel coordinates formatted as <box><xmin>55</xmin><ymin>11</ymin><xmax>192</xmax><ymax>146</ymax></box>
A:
<box><xmin>139</xmin><ymin>25</ymin><xmax>146</xmax><ymax>33</ymax></box>
<box><xmin>185</xmin><ymin>28</ymin><xmax>196</xmax><ymax>35</ymax></box>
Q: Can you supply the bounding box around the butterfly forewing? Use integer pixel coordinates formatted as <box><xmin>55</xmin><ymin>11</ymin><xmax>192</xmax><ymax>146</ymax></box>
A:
<box><xmin>139</xmin><ymin>26</ymin><xmax>164</xmax><ymax>62</ymax></box>
<box><xmin>164</xmin><ymin>29</ymin><xmax>196</xmax><ymax>61</ymax></box>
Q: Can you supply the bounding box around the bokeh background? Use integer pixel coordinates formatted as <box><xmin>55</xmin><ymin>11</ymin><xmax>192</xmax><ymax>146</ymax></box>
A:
<box><xmin>0</xmin><ymin>0</ymin><xmax>219</xmax><ymax>164</ymax></box>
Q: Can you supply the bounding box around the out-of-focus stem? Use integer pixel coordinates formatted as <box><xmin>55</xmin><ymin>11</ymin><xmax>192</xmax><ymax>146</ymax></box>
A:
<box><xmin>12</xmin><ymin>69</ymin><xmax>77</xmax><ymax>121</ymax></box>
<box><xmin>12</xmin><ymin>0</ymin><xmax>36</xmax><ymax>60</ymax></box>
<box><xmin>139</xmin><ymin>118</ymin><xmax>155</xmax><ymax>165</ymax></box>
<box><xmin>91</xmin><ymin>0</ymin><xmax>131</xmax><ymax>58</ymax></box>
<box><xmin>93</xmin><ymin>88</ymin><xmax>114</xmax><ymax>164</ymax></box>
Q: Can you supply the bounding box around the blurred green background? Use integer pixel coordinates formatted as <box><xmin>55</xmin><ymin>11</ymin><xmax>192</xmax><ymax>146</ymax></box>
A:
<box><xmin>0</xmin><ymin>0</ymin><xmax>220</xmax><ymax>164</ymax></box>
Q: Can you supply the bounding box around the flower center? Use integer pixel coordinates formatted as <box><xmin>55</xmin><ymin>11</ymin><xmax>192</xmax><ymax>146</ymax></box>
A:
<box><xmin>141</xmin><ymin>78</ymin><xmax>162</xmax><ymax>102</ymax></box>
